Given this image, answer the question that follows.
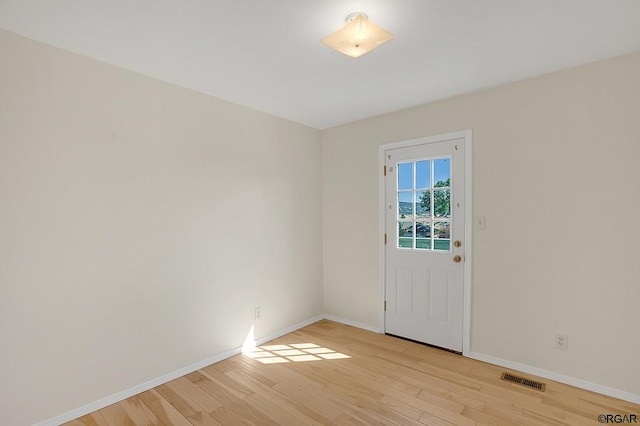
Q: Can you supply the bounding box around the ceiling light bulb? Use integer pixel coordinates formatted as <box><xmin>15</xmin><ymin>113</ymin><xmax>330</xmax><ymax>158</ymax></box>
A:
<box><xmin>322</xmin><ymin>13</ymin><xmax>394</xmax><ymax>58</ymax></box>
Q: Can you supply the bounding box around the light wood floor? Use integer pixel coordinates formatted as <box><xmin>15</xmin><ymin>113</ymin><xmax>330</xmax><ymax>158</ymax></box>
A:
<box><xmin>66</xmin><ymin>320</ymin><xmax>639</xmax><ymax>425</ymax></box>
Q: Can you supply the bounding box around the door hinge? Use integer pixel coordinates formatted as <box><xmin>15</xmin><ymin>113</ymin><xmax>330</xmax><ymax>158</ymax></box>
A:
<box><xmin>384</xmin><ymin>301</ymin><xmax>387</xmax><ymax>311</ymax></box>
<box><xmin>384</xmin><ymin>233</ymin><xmax>387</xmax><ymax>244</ymax></box>
<box><xmin>383</xmin><ymin>165</ymin><xmax>387</xmax><ymax>176</ymax></box>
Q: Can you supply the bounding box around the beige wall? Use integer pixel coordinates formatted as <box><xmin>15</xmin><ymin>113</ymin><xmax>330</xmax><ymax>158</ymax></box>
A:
<box><xmin>0</xmin><ymin>29</ymin><xmax>323</xmax><ymax>425</ymax></box>
<box><xmin>322</xmin><ymin>52</ymin><xmax>640</xmax><ymax>396</ymax></box>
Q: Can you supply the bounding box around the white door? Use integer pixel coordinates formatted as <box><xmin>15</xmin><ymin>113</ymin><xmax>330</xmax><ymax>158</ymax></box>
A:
<box><xmin>384</xmin><ymin>137</ymin><xmax>465</xmax><ymax>352</ymax></box>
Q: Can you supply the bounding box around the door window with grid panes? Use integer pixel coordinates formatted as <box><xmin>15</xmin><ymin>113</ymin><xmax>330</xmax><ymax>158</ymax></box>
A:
<box><xmin>396</xmin><ymin>158</ymin><xmax>451</xmax><ymax>251</ymax></box>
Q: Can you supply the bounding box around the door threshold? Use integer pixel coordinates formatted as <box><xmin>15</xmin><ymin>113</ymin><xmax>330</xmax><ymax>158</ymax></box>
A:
<box><xmin>385</xmin><ymin>333</ymin><xmax>462</xmax><ymax>355</ymax></box>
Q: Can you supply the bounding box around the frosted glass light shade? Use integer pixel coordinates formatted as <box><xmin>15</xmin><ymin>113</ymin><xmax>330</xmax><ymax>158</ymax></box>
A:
<box><xmin>322</xmin><ymin>13</ymin><xmax>394</xmax><ymax>58</ymax></box>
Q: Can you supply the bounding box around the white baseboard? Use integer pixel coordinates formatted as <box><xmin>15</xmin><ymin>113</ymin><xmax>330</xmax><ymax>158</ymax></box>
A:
<box><xmin>468</xmin><ymin>351</ymin><xmax>640</xmax><ymax>405</ymax></box>
<box><xmin>323</xmin><ymin>314</ymin><xmax>382</xmax><ymax>333</ymax></box>
<box><xmin>35</xmin><ymin>315</ymin><xmax>324</xmax><ymax>426</ymax></box>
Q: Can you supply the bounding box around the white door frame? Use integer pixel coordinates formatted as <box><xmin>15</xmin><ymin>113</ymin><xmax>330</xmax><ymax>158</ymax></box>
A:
<box><xmin>378</xmin><ymin>130</ymin><xmax>472</xmax><ymax>356</ymax></box>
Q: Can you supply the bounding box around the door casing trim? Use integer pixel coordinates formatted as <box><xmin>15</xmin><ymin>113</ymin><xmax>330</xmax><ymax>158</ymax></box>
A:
<box><xmin>378</xmin><ymin>130</ymin><xmax>472</xmax><ymax>356</ymax></box>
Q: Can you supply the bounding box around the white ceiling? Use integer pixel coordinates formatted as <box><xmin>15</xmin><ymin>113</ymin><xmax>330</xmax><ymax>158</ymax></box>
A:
<box><xmin>1</xmin><ymin>1</ymin><xmax>640</xmax><ymax>129</ymax></box>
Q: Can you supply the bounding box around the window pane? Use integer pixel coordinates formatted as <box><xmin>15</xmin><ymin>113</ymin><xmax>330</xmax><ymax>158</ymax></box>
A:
<box><xmin>416</xmin><ymin>222</ymin><xmax>431</xmax><ymax>250</ymax></box>
<box><xmin>398</xmin><ymin>222</ymin><xmax>413</xmax><ymax>249</ymax></box>
<box><xmin>433</xmin><ymin>189</ymin><xmax>450</xmax><ymax>217</ymax></box>
<box><xmin>416</xmin><ymin>222</ymin><xmax>431</xmax><ymax>238</ymax></box>
<box><xmin>415</xmin><ymin>191</ymin><xmax>430</xmax><ymax>218</ymax></box>
<box><xmin>399</xmin><ymin>238</ymin><xmax>412</xmax><ymax>248</ymax></box>
<box><xmin>434</xmin><ymin>240</ymin><xmax>450</xmax><ymax>251</ymax></box>
<box><xmin>398</xmin><ymin>191</ymin><xmax>412</xmax><ymax>219</ymax></box>
<box><xmin>398</xmin><ymin>221</ymin><xmax>414</xmax><ymax>237</ymax></box>
<box><xmin>416</xmin><ymin>238</ymin><xmax>432</xmax><ymax>250</ymax></box>
<box><xmin>434</xmin><ymin>158</ymin><xmax>450</xmax><ymax>187</ymax></box>
<box><xmin>397</xmin><ymin>162</ymin><xmax>413</xmax><ymax>190</ymax></box>
<box><xmin>434</xmin><ymin>221</ymin><xmax>450</xmax><ymax>252</ymax></box>
<box><xmin>415</xmin><ymin>160</ymin><xmax>431</xmax><ymax>189</ymax></box>
<box><xmin>434</xmin><ymin>221</ymin><xmax>450</xmax><ymax>239</ymax></box>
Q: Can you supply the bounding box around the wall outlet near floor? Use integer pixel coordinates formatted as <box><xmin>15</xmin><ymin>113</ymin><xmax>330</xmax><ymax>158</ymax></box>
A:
<box><xmin>254</xmin><ymin>306</ymin><xmax>262</xmax><ymax>321</ymax></box>
<box><xmin>555</xmin><ymin>334</ymin><xmax>568</xmax><ymax>350</ymax></box>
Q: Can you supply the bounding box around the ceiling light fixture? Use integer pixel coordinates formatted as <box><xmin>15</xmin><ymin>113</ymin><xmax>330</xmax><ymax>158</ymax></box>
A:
<box><xmin>322</xmin><ymin>12</ymin><xmax>394</xmax><ymax>58</ymax></box>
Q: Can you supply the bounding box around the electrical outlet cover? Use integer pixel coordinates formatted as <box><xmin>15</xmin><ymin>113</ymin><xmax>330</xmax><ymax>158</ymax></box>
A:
<box><xmin>555</xmin><ymin>334</ymin><xmax>568</xmax><ymax>350</ymax></box>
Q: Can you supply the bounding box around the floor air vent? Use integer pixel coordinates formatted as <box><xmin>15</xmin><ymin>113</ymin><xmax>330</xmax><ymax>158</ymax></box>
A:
<box><xmin>500</xmin><ymin>372</ymin><xmax>546</xmax><ymax>392</ymax></box>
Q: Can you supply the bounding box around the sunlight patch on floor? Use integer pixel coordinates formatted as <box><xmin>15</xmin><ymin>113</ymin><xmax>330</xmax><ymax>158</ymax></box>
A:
<box><xmin>243</xmin><ymin>342</ymin><xmax>351</xmax><ymax>364</ymax></box>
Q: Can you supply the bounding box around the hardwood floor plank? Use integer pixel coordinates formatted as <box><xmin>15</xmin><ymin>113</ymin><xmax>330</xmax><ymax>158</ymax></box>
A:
<box><xmin>223</xmin><ymin>355</ymin><xmax>279</xmax><ymax>387</ymax></box>
<box><xmin>272</xmin><ymin>380</ymin><xmax>345</xmax><ymax>421</ymax></box>
<box><xmin>461</xmin><ymin>406</ymin><xmax>514</xmax><ymax>426</ymax></box>
<box><xmin>138</xmin><ymin>389</ymin><xmax>191</xmax><ymax>426</ymax></box>
<box><xmin>64</xmin><ymin>411</ymin><xmax>109</xmax><ymax>426</ymax></box>
<box><xmin>417</xmin><ymin>411</ymin><xmax>460</xmax><ymax>426</ymax></box>
<box><xmin>186</xmin><ymin>371</ymin><xmax>278</xmax><ymax>425</ymax></box>
<box><xmin>270</xmin><ymin>369</ymin><xmax>396</xmax><ymax>425</ymax></box>
<box><xmin>416</xmin><ymin>380</ymin><xmax>487</xmax><ymax>411</ymax></box>
<box><xmin>396</xmin><ymin>364</ymin><xmax>483</xmax><ymax>393</ymax></box>
<box><xmin>207</xmin><ymin>406</ymin><xmax>249</xmax><ymax>426</ymax></box>
<box><xmin>377</xmin><ymin>395</ymin><xmax>424</xmax><ymax>420</ymax></box>
<box><xmin>244</xmin><ymin>392</ymin><xmax>315</xmax><ymax>425</ymax></box>
<box><xmin>563</xmin><ymin>411</ymin><xmax>604</xmax><ymax>425</ymax></box>
<box><xmin>186</xmin><ymin>371</ymin><xmax>242</xmax><ymax>407</ymax></box>
<box><xmin>224</xmin><ymin>368</ymin><xmax>333</xmax><ymax>425</ymax></box>
<box><xmin>331</xmin><ymin>362</ymin><xmax>422</xmax><ymax>399</ymax></box>
<box><xmin>522</xmin><ymin>408</ymin><xmax>572</xmax><ymax>426</ymax></box>
<box><xmin>155</xmin><ymin>383</ymin><xmax>200</xmax><ymax>418</ymax></box>
<box><xmin>120</xmin><ymin>396</ymin><xmax>164</xmax><ymax>425</ymax></box>
<box><xmin>410</xmin><ymin>399</ymin><xmax>476</xmax><ymax>426</ymax></box>
<box><xmin>222</xmin><ymin>401</ymin><xmax>280</xmax><ymax>426</ymax></box>
<box><xmin>333</xmin><ymin>412</ymin><xmax>371</xmax><ymax>426</ymax></box>
<box><xmin>66</xmin><ymin>320</ymin><xmax>639</xmax><ymax>426</ymax></box>
<box><xmin>99</xmin><ymin>401</ymin><xmax>137</xmax><ymax>426</ymax></box>
<box><xmin>185</xmin><ymin>411</ymin><xmax>222</xmax><ymax>426</ymax></box>
<box><xmin>577</xmin><ymin>394</ymin><xmax>640</xmax><ymax>416</ymax></box>
<box><xmin>199</xmin><ymin>366</ymin><xmax>254</xmax><ymax>399</ymax></box>
<box><xmin>353</xmin><ymin>398</ymin><xmax>424</xmax><ymax>425</ymax></box>
<box><xmin>164</xmin><ymin>376</ymin><xmax>223</xmax><ymax>414</ymax></box>
<box><xmin>482</xmin><ymin>400</ymin><xmax>561</xmax><ymax>426</ymax></box>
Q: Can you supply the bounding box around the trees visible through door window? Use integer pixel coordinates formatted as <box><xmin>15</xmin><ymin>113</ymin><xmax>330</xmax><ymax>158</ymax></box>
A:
<box><xmin>397</xmin><ymin>158</ymin><xmax>451</xmax><ymax>250</ymax></box>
